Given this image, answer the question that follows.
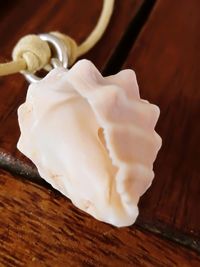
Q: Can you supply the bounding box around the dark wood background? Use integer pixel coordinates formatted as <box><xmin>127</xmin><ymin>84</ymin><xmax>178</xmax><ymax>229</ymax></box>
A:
<box><xmin>0</xmin><ymin>0</ymin><xmax>199</xmax><ymax>266</ymax></box>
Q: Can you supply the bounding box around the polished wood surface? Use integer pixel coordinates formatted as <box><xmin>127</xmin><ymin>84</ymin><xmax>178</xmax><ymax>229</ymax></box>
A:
<box><xmin>0</xmin><ymin>170</ymin><xmax>199</xmax><ymax>267</ymax></box>
<box><xmin>0</xmin><ymin>0</ymin><xmax>199</xmax><ymax>266</ymax></box>
<box><xmin>123</xmin><ymin>0</ymin><xmax>200</xmax><ymax>246</ymax></box>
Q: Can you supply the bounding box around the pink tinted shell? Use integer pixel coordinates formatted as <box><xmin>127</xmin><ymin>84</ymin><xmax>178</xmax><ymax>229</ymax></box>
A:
<box><xmin>17</xmin><ymin>60</ymin><xmax>162</xmax><ymax>227</ymax></box>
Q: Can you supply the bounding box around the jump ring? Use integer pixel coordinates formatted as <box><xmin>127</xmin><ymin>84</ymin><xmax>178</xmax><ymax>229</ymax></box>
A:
<box><xmin>23</xmin><ymin>33</ymin><xmax>68</xmax><ymax>83</ymax></box>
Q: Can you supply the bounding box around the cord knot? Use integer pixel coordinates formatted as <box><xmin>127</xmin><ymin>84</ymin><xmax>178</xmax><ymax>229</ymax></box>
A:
<box><xmin>12</xmin><ymin>35</ymin><xmax>51</xmax><ymax>73</ymax></box>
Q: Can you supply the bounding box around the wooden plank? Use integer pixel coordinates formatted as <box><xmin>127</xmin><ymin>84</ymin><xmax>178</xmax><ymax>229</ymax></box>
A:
<box><xmin>0</xmin><ymin>0</ymin><xmax>145</xmax><ymax>173</ymax></box>
<box><xmin>123</xmin><ymin>0</ymin><xmax>200</xmax><ymax>243</ymax></box>
<box><xmin>0</xmin><ymin>169</ymin><xmax>199</xmax><ymax>267</ymax></box>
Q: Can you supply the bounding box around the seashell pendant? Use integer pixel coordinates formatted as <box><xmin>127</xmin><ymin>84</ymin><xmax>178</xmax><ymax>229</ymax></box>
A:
<box><xmin>17</xmin><ymin>59</ymin><xmax>162</xmax><ymax>227</ymax></box>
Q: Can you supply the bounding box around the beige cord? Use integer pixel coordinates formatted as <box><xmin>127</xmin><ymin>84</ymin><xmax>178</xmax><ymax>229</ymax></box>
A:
<box><xmin>0</xmin><ymin>0</ymin><xmax>114</xmax><ymax>76</ymax></box>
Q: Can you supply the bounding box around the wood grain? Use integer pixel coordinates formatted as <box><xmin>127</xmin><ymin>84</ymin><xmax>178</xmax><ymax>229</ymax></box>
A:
<box><xmin>0</xmin><ymin>0</ymin><xmax>199</xmax><ymax>264</ymax></box>
<box><xmin>123</xmin><ymin>0</ymin><xmax>200</xmax><ymax>243</ymax></box>
<box><xmin>0</xmin><ymin>169</ymin><xmax>199</xmax><ymax>267</ymax></box>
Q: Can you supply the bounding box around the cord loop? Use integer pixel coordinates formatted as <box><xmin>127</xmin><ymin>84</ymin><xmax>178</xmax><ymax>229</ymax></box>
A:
<box><xmin>0</xmin><ymin>0</ymin><xmax>115</xmax><ymax>77</ymax></box>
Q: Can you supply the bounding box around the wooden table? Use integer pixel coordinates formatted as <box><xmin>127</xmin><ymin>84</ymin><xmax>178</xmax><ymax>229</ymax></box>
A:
<box><xmin>0</xmin><ymin>1</ymin><xmax>199</xmax><ymax>266</ymax></box>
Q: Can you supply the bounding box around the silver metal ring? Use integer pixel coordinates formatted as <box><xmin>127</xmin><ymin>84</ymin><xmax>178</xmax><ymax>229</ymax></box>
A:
<box><xmin>22</xmin><ymin>33</ymin><xmax>68</xmax><ymax>83</ymax></box>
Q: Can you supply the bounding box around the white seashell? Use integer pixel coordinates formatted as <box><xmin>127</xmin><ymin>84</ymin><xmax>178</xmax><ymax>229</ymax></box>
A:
<box><xmin>17</xmin><ymin>59</ymin><xmax>162</xmax><ymax>227</ymax></box>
